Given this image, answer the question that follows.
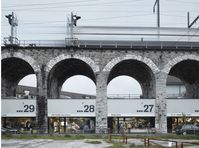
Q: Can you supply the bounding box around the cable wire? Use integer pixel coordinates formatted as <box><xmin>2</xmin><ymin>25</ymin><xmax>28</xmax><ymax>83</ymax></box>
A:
<box><xmin>166</xmin><ymin>0</ymin><xmax>199</xmax><ymax>5</ymax></box>
<box><xmin>5</xmin><ymin>0</ymin><xmax>102</xmax><ymax>8</ymax></box>
<box><xmin>3</xmin><ymin>0</ymin><xmax>146</xmax><ymax>11</ymax></box>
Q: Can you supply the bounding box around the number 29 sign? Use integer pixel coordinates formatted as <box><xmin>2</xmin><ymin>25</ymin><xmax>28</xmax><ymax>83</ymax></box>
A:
<box><xmin>2</xmin><ymin>99</ymin><xmax>36</xmax><ymax>117</ymax></box>
<box><xmin>17</xmin><ymin>104</ymin><xmax>35</xmax><ymax>113</ymax></box>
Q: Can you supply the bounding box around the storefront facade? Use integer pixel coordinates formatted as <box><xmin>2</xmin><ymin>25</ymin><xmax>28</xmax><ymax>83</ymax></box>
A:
<box><xmin>1</xmin><ymin>99</ymin><xmax>36</xmax><ymax>133</ymax></box>
<box><xmin>2</xmin><ymin>98</ymin><xmax>199</xmax><ymax>134</ymax></box>
<box><xmin>2</xmin><ymin>43</ymin><xmax>199</xmax><ymax>134</ymax></box>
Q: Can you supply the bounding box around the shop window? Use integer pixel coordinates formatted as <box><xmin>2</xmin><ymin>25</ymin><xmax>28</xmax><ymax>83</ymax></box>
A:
<box><xmin>167</xmin><ymin>117</ymin><xmax>199</xmax><ymax>133</ymax></box>
<box><xmin>49</xmin><ymin>117</ymin><xmax>95</xmax><ymax>134</ymax></box>
<box><xmin>108</xmin><ymin>117</ymin><xmax>155</xmax><ymax>134</ymax></box>
<box><xmin>2</xmin><ymin>117</ymin><xmax>36</xmax><ymax>133</ymax></box>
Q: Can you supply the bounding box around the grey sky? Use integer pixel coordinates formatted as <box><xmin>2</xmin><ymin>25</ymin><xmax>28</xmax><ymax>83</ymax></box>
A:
<box><xmin>2</xmin><ymin>0</ymin><xmax>199</xmax><ymax>95</ymax></box>
<box><xmin>2</xmin><ymin>0</ymin><xmax>199</xmax><ymax>40</ymax></box>
<box><xmin>18</xmin><ymin>75</ymin><xmax>142</xmax><ymax>95</ymax></box>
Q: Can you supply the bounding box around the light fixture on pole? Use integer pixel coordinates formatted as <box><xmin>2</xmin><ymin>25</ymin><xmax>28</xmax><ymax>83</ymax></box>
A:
<box><xmin>5</xmin><ymin>12</ymin><xmax>18</xmax><ymax>45</ymax></box>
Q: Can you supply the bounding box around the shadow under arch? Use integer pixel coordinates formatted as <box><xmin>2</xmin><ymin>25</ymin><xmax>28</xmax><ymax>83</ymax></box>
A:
<box><xmin>163</xmin><ymin>55</ymin><xmax>199</xmax><ymax>74</ymax></box>
<box><xmin>107</xmin><ymin>59</ymin><xmax>156</xmax><ymax>99</ymax></box>
<box><xmin>163</xmin><ymin>55</ymin><xmax>199</xmax><ymax>99</ymax></box>
<box><xmin>47</xmin><ymin>58</ymin><xmax>96</xmax><ymax>98</ymax></box>
<box><xmin>2</xmin><ymin>52</ymin><xmax>39</xmax><ymax>72</ymax></box>
<box><xmin>103</xmin><ymin>55</ymin><xmax>159</xmax><ymax>74</ymax></box>
<box><xmin>46</xmin><ymin>54</ymin><xmax>99</xmax><ymax>73</ymax></box>
<box><xmin>2</xmin><ymin>57</ymin><xmax>36</xmax><ymax>97</ymax></box>
<box><xmin>167</xmin><ymin>59</ymin><xmax>199</xmax><ymax>99</ymax></box>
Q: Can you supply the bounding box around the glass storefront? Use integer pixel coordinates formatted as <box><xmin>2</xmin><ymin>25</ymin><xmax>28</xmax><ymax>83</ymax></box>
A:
<box><xmin>48</xmin><ymin>117</ymin><xmax>95</xmax><ymax>134</ymax></box>
<box><xmin>167</xmin><ymin>117</ymin><xmax>199</xmax><ymax>133</ymax></box>
<box><xmin>108</xmin><ymin>117</ymin><xmax>155</xmax><ymax>134</ymax></box>
<box><xmin>1</xmin><ymin>117</ymin><xmax>36</xmax><ymax>133</ymax></box>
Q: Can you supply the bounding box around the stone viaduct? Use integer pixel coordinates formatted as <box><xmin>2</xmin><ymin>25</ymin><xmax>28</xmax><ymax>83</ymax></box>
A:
<box><xmin>2</xmin><ymin>43</ymin><xmax>199</xmax><ymax>133</ymax></box>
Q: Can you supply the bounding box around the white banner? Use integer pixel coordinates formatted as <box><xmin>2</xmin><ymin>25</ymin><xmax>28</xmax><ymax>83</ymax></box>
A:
<box><xmin>48</xmin><ymin>99</ymin><xmax>95</xmax><ymax>117</ymax></box>
<box><xmin>1</xmin><ymin>99</ymin><xmax>36</xmax><ymax>117</ymax></box>
<box><xmin>167</xmin><ymin>99</ymin><xmax>199</xmax><ymax>117</ymax></box>
<box><xmin>2</xmin><ymin>99</ymin><xmax>198</xmax><ymax>117</ymax></box>
<box><xmin>108</xmin><ymin>99</ymin><xmax>155</xmax><ymax>117</ymax></box>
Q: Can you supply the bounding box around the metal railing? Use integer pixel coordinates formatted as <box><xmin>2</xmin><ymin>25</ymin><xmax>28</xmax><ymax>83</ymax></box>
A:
<box><xmin>108</xmin><ymin>94</ymin><xmax>142</xmax><ymax>99</ymax></box>
<box><xmin>18</xmin><ymin>40</ymin><xmax>66</xmax><ymax>47</ymax></box>
<box><xmin>2</xmin><ymin>26</ymin><xmax>199</xmax><ymax>48</ymax></box>
<box><xmin>144</xmin><ymin>138</ymin><xmax>178</xmax><ymax>148</ymax></box>
<box><xmin>76</xmin><ymin>40</ymin><xmax>199</xmax><ymax>49</ymax></box>
<box><xmin>3</xmin><ymin>37</ymin><xmax>19</xmax><ymax>46</ymax></box>
<box><xmin>2</xmin><ymin>39</ymin><xmax>199</xmax><ymax>49</ymax></box>
<box><xmin>2</xmin><ymin>96</ymin><xmax>36</xmax><ymax>99</ymax></box>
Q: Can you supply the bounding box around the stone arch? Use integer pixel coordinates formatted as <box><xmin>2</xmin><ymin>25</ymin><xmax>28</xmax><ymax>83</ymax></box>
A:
<box><xmin>163</xmin><ymin>54</ymin><xmax>199</xmax><ymax>74</ymax></box>
<box><xmin>1</xmin><ymin>52</ymin><xmax>40</xmax><ymax>72</ymax></box>
<box><xmin>105</xmin><ymin>54</ymin><xmax>159</xmax><ymax>99</ymax></box>
<box><xmin>46</xmin><ymin>54</ymin><xmax>100</xmax><ymax>73</ymax></box>
<box><xmin>2</xmin><ymin>52</ymin><xmax>39</xmax><ymax>97</ymax></box>
<box><xmin>103</xmin><ymin>54</ymin><xmax>159</xmax><ymax>74</ymax></box>
<box><xmin>47</xmin><ymin>54</ymin><xmax>98</xmax><ymax>98</ymax></box>
<box><xmin>163</xmin><ymin>54</ymin><xmax>199</xmax><ymax>99</ymax></box>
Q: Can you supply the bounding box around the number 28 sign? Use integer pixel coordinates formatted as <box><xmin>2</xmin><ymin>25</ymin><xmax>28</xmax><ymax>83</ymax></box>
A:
<box><xmin>48</xmin><ymin>99</ymin><xmax>96</xmax><ymax>117</ymax></box>
<box><xmin>77</xmin><ymin>105</ymin><xmax>95</xmax><ymax>113</ymax></box>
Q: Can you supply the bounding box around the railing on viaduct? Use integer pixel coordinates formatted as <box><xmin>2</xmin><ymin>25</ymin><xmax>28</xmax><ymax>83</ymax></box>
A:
<box><xmin>2</xmin><ymin>26</ymin><xmax>199</xmax><ymax>48</ymax></box>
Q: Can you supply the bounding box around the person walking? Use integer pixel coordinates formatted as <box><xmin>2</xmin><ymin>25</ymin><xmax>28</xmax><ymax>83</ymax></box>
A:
<box><xmin>127</xmin><ymin>123</ymin><xmax>132</xmax><ymax>134</ymax></box>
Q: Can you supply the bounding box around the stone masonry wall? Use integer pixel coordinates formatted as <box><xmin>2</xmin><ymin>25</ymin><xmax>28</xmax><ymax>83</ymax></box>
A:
<box><xmin>2</xmin><ymin>47</ymin><xmax>199</xmax><ymax>133</ymax></box>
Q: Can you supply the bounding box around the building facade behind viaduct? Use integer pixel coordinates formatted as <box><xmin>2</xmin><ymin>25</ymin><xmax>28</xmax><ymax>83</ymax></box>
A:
<box><xmin>2</xmin><ymin>47</ymin><xmax>199</xmax><ymax>133</ymax></box>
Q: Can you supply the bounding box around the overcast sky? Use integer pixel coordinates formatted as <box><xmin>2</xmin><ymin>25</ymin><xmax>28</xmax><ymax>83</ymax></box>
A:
<box><xmin>2</xmin><ymin>0</ymin><xmax>199</xmax><ymax>39</ymax></box>
<box><xmin>2</xmin><ymin>0</ymin><xmax>199</xmax><ymax>95</ymax></box>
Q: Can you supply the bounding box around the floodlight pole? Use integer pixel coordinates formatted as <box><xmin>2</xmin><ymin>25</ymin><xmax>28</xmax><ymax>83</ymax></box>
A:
<box><xmin>11</xmin><ymin>12</ymin><xmax>14</xmax><ymax>43</ymax></box>
<box><xmin>66</xmin><ymin>12</ymin><xmax>81</xmax><ymax>46</ymax></box>
<box><xmin>70</xmin><ymin>12</ymin><xmax>74</xmax><ymax>39</ymax></box>
<box><xmin>67</xmin><ymin>12</ymin><xmax>81</xmax><ymax>39</ymax></box>
<box><xmin>5</xmin><ymin>12</ymin><xmax>18</xmax><ymax>45</ymax></box>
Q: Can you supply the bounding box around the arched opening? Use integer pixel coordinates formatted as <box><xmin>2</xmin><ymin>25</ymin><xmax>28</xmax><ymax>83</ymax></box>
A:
<box><xmin>1</xmin><ymin>57</ymin><xmax>36</xmax><ymax>132</ymax></box>
<box><xmin>17</xmin><ymin>74</ymin><xmax>37</xmax><ymax>99</ymax></box>
<box><xmin>168</xmin><ymin>60</ymin><xmax>199</xmax><ymax>99</ymax></box>
<box><xmin>107</xmin><ymin>59</ymin><xmax>155</xmax><ymax>99</ymax></box>
<box><xmin>166</xmin><ymin>75</ymin><xmax>186</xmax><ymax>99</ymax></box>
<box><xmin>61</xmin><ymin>75</ymin><xmax>96</xmax><ymax>98</ymax></box>
<box><xmin>107</xmin><ymin>59</ymin><xmax>155</xmax><ymax>133</ymax></box>
<box><xmin>167</xmin><ymin>60</ymin><xmax>199</xmax><ymax>133</ymax></box>
<box><xmin>48</xmin><ymin>58</ymin><xmax>96</xmax><ymax>98</ymax></box>
<box><xmin>107</xmin><ymin>75</ymin><xmax>142</xmax><ymax>99</ymax></box>
<box><xmin>18</xmin><ymin>74</ymin><xmax>37</xmax><ymax>87</ymax></box>
<box><xmin>47</xmin><ymin>58</ymin><xmax>96</xmax><ymax>134</ymax></box>
<box><xmin>2</xmin><ymin>57</ymin><xmax>36</xmax><ymax>97</ymax></box>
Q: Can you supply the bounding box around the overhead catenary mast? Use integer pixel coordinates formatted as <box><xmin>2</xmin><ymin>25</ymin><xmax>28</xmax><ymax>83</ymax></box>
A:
<box><xmin>153</xmin><ymin>0</ymin><xmax>160</xmax><ymax>28</ymax></box>
<box><xmin>187</xmin><ymin>12</ymin><xmax>199</xmax><ymax>28</ymax></box>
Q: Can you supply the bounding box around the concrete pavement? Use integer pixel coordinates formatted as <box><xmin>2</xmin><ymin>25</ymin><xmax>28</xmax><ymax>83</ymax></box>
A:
<box><xmin>1</xmin><ymin>139</ymin><xmax>112</xmax><ymax>148</ymax></box>
<box><xmin>2</xmin><ymin>138</ymin><xmax>199</xmax><ymax>148</ymax></box>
